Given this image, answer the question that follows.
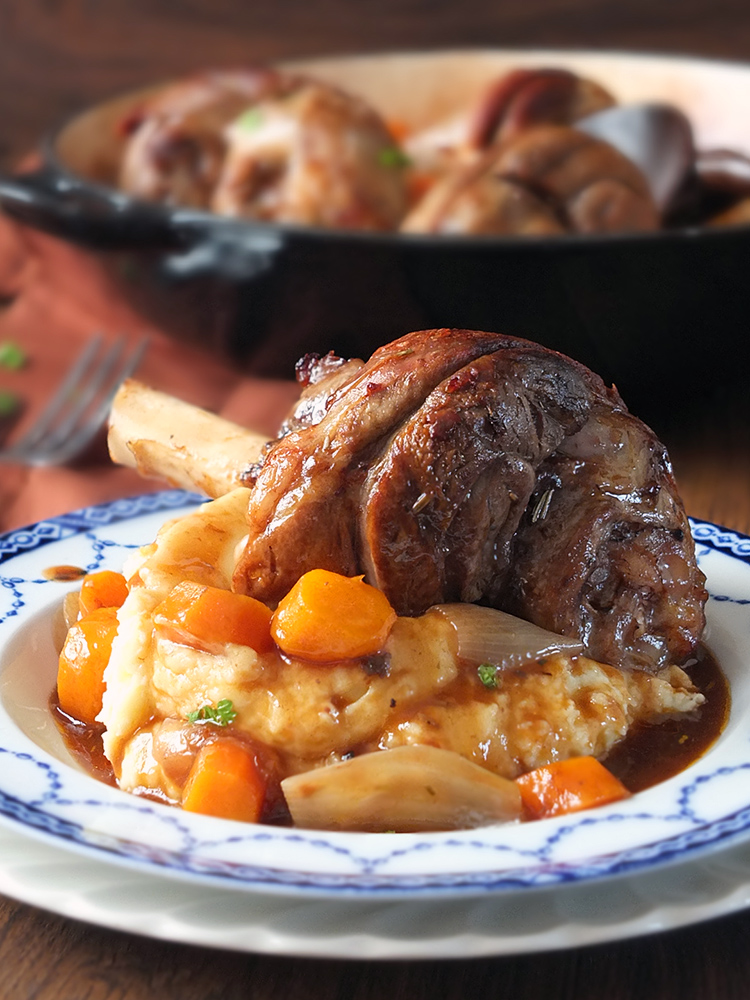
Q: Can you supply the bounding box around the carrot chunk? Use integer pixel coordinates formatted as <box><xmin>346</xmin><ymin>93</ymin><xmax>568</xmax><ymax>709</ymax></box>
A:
<box><xmin>181</xmin><ymin>740</ymin><xmax>266</xmax><ymax>823</ymax></box>
<box><xmin>386</xmin><ymin>118</ymin><xmax>411</xmax><ymax>142</ymax></box>
<box><xmin>78</xmin><ymin>570</ymin><xmax>129</xmax><ymax>617</ymax></box>
<box><xmin>57</xmin><ymin>606</ymin><xmax>119</xmax><ymax>724</ymax></box>
<box><xmin>270</xmin><ymin>569</ymin><xmax>397</xmax><ymax>662</ymax></box>
<box><xmin>153</xmin><ymin>581</ymin><xmax>273</xmax><ymax>653</ymax></box>
<box><xmin>516</xmin><ymin>756</ymin><xmax>630</xmax><ymax>819</ymax></box>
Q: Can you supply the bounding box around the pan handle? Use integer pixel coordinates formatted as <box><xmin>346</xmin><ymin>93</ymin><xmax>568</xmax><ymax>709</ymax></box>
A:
<box><xmin>0</xmin><ymin>167</ymin><xmax>184</xmax><ymax>251</ymax></box>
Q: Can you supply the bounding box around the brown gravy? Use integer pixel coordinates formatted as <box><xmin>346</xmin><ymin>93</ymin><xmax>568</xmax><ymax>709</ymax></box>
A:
<box><xmin>51</xmin><ymin>701</ymin><xmax>116</xmax><ymax>787</ymax></box>
<box><xmin>43</xmin><ymin>565</ymin><xmax>87</xmax><ymax>582</ymax></box>
<box><xmin>51</xmin><ymin>643</ymin><xmax>730</xmax><ymax>819</ymax></box>
<box><xmin>603</xmin><ymin>645</ymin><xmax>730</xmax><ymax>792</ymax></box>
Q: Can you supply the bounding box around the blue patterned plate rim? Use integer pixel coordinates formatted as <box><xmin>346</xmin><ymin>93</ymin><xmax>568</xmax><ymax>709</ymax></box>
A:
<box><xmin>0</xmin><ymin>491</ymin><xmax>749</xmax><ymax>899</ymax></box>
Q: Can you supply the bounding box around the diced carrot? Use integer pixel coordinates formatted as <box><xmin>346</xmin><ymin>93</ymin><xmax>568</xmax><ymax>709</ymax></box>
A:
<box><xmin>181</xmin><ymin>740</ymin><xmax>266</xmax><ymax>823</ymax></box>
<box><xmin>516</xmin><ymin>756</ymin><xmax>630</xmax><ymax>820</ymax></box>
<box><xmin>153</xmin><ymin>581</ymin><xmax>273</xmax><ymax>654</ymax></box>
<box><xmin>57</xmin><ymin>606</ymin><xmax>119</xmax><ymax>724</ymax></box>
<box><xmin>386</xmin><ymin>118</ymin><xmax>411</xmax><ymax>142</ymax></box>
<box><xmin>78</xmin><ymin>570</ymin><xmax>129</xmax><ymax>618</ymax></box>
<box><xmin>270</xmin><ymin>569</ymin><xmax>397</xmax><ymax>662</ymax></box>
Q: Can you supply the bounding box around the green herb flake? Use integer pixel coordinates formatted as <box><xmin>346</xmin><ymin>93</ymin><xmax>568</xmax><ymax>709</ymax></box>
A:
<box><xmin>0</xmin><ymin>389</ymin><xmax>19</xmax><ymax>417</ymax></box>
<box><xmin>236</xmin><ymin>107</ymin><xmax>264</xmax><ymax>132</ymax></box>
<box><xmin>530</xmin><ymin>487</ymin><xmax>555</xmax><ymax>524</ymax></box>
<box><xmin>378</xmin><ymin>146</ymin><xmax>411</xmax><ymax>169</ymax></box>
<box><xmin>477</xmin><ymin>663</ymin><xmax>499</xmax><ymax>689</ymax></box>
<box><xmin>0</xmin><ymin>341</ymin><xmax>26</xmax><ymax>370</ymax></box>
<box><xmin>187</xmin><ymin>698</ymin><xmax>237</xmax><ymax>727</ymax></box>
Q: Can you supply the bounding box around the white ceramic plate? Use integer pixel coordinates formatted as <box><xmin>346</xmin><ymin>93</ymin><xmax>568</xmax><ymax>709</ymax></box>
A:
<box><xmin>1</xmin><ymin>492</ymin><xmax>750</xmax><ymax>956</ymax></box>
<box><xmin>4</xmin><ymin>814</ymin><xmax>750</xmax><ymax>958</ymax></box>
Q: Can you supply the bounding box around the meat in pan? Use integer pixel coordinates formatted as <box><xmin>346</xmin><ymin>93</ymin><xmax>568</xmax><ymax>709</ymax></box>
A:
<box><xmin>464</xmin><ymin>67</ymin><xmax>615</xmax><ymax>148</ymax></box>
<box><xmin>401</xmin><ymin>125</ymin><xmax>660</xmax><ymax>235</ymax></box>
<box><xmin>118</xmin><ymin>69</ymin><xmax>289</xmax><ymax>208</ymax></box>
<box><xmin>119</xmin><ymin>70</ymin><xmax>408</xmax><ymax>230</ymax></box>
<box><xmin>212</xmin><ymin>78</ymin><xmax>408</xmax><ymax>229</ymax></box>
<box><xmin>113</xmin><ymin>63</ymin><xmax>750</xmax><ymax>234</ymax></box>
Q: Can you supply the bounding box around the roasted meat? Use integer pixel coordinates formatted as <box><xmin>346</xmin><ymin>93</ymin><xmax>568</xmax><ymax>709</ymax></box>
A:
<box><xmin>118</xmin><ymin>69</ymin><xmax>289</xmax><ymax>208</ymax></box>
<box><xmin>402</xmin><ymin>125</ymin><xmax>660</xmax><ymax>235</ymax></box>
<box><xmin>118</xmin><ymin>69</ymin><xmax>408</xmax><ymax>230</ymax></box>
<box><xmin>465</xmin><ymin>68</ymin><xmax>615</xmax><ymax>149</ymax></box>
<box><xmin>113</xmin><ymin>62</ymin><xmax>750</xmax><ymax>235</ymax></box>
<box><xmin>211</xmin><ymin>79</ymin><xmax>408</xmax><ymax>230</ymax></box>
<box><xmin>233</xmin><ymin>328</ymin><xmax>706</xmax><ymax>672</ymax></box>
<box><xmin>507</xmin><ymin>407</ymin><xmax>707</xmax><ymax>671</ymax></box>
<box><xmin>403</xmin><ymin>67</ymin><xmax>614</xmax><ymax>181</ymax></box>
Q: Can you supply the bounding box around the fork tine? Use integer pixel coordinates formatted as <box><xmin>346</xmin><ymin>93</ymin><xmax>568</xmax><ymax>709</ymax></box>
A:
<box><xmin>38</xmin><ymin>337</ymin><xmax>148</xmax><ymax>465</ymax></box>
<box><xmin>0</xmin><ymin>335</ymin><xmax>148</xmax><ymax>466</ymax></box>
<box><xmin>10</xmin><ymin>335</ymin><xmax>106</xmax><ymax>453</ymax></box>
<box><xmin>31</xmin><ymin>337</ymin><xmax>129</xmax><ymax>456</ymax></box>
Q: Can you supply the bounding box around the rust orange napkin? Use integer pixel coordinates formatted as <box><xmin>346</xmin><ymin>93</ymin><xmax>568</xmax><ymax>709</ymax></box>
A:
<box><xmin>0</xmin><ymin>212</ymin><xmax>299</xmax><ymax>533</ymax></box>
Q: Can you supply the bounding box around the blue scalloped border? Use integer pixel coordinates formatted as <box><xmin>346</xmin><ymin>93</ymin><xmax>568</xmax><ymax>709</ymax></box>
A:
<box><xmin>3</xmin><ymin>749</ymin><xmax>750</xmax><ymax>894</ymax></box>
<box><xmin>1</xmin><ymin>496</ymin><xmax>749</xmax><ymax>897</ymax></box>
<box><xmin>691</xmin><ymin>520</ymin><xmax>750</xmax><ymax>563</ymax></box>
<box><xmin>0</xmin><ymin>491</ymin><xmax>202</xmax><ymax>566</ymax></box>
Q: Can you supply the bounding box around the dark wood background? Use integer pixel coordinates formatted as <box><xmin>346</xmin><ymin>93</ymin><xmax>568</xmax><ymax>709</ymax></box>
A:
<box><xmin>4</xmin><ymin>0</ymin><xmax>750</xmax><ymax>167</ymax></box>
<box><xmin>2</xmin><ymin>2</ymin><xmax>750</xmax><ymax>997</ymax></box>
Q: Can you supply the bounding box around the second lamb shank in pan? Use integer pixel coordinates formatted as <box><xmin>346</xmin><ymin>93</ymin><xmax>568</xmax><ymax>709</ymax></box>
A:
<box><xmin>233</xmin><ymin>328</ymin><xmax>706</xmax><ymax>673</ymax></box>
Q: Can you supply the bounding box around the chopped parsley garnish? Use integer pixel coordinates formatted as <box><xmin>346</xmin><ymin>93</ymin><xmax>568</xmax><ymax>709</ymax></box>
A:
<box><xmin>378</xmin><ymin>146</ymin><xmax>411</xmax><ymax>169</ymax></box>
<box><xmin>187</xmin><ymin>699</ymin><xmax>237</xmax><ymax>726</ymax></box>
<box><xmin>530</xmin><ymin>487</ymin><xmax>555</xmax><ymax>524</ymax></box>
<box><xmin>0</xmin><ymin>389</ymin><xmax>19</xmax><ymax>417</ymax></box>
<box><xmin>236</xmin><ymin>107</ymin><xmax>264</xmax><ymax>131</ymax></box>
<box><xmin>0</xmin><ymin>341</ymin><xmax>26</xmax><ymax>370</ymax></box>
<box><xmin>478</xmin><ymin>662</ymin><xmax>499</xmax><ymax>689</ymax></box>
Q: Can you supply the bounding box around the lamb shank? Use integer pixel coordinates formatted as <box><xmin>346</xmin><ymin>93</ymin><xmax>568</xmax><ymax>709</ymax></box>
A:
<box><xmin>231</xmin><ymin>328</ymin><xmax>706</xmax><ymax>674</ymax></box>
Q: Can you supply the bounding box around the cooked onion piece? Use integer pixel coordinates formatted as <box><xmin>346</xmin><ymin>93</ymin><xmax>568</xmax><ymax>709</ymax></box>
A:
<box><xmin>281</xmin><ymin>744</ymin><xmax>522</xmax><ymax>832</ymax></box>
<box><xmin>429</xmin><ymin>603</ymin><xmax>583</xmax><ymax>671</ymax></box>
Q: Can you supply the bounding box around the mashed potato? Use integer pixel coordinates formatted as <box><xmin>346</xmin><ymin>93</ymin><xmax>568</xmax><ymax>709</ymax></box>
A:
<box><xmin>97</xmin><ymin>489</ymin><xmax>704</xmax><ymax>807</ymax></box>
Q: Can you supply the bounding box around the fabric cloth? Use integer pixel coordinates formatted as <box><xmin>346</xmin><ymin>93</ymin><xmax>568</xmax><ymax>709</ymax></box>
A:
<box><xmin>0</xmin><ymin>212</ymin><xmax>300</xmax><ymax>533</ymax></box>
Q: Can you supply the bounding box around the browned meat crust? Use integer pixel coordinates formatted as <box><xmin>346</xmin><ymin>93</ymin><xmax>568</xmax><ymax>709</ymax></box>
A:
<box><xmin>119</xmin><ymin>69</ymin><xmax>408</xmax><ymax>230</ymax></box>
<box><xmin>233</xmin><ymin>328</ymin><xmax>706</xmax><ymax>672</ymax></box>
<box><xmin>402</xmin><ymin>125</ymin><xmax>660</xmax><ymax>235</ymax></box>
<box><xmin>506</xmin><ymin>408</ymin><xmax>708</xmax><ymax>671</ymax></box>
<box><xmin>465</xmin><ymin>68</ymin><xmax>615</xmax><ymax>148</ymax></box>
<box><xmin>118</xmin><ymin>69</ymin><xmax>290</xmax><ymax>208</ymax></box>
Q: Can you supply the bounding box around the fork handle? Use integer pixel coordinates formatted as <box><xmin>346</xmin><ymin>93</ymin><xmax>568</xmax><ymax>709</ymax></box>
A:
<box><xmin>0</xmin><ymin>167</ymin><xmax>184</xmax><ymax>251</ymax></box>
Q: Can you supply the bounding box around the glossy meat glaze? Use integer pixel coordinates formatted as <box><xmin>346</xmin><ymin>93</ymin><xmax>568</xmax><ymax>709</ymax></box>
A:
<box><xmin>234</xmin><ymin>328</ymin><xmax>706</xmax><ymax>672</ymax></box>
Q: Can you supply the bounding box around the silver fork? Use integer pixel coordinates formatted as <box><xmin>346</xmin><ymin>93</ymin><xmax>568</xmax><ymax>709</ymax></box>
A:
<box><xmin>0</xmin><ymin>334</ymin><xmax>148</xmax><ymax>466</ymax></box>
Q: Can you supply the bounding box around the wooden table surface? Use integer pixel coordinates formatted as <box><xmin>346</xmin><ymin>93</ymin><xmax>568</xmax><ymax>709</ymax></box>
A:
<box><xmin>1</xmin><ymin>2</ymin><xmax>750</xmax><ymax>998</ymax></box>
